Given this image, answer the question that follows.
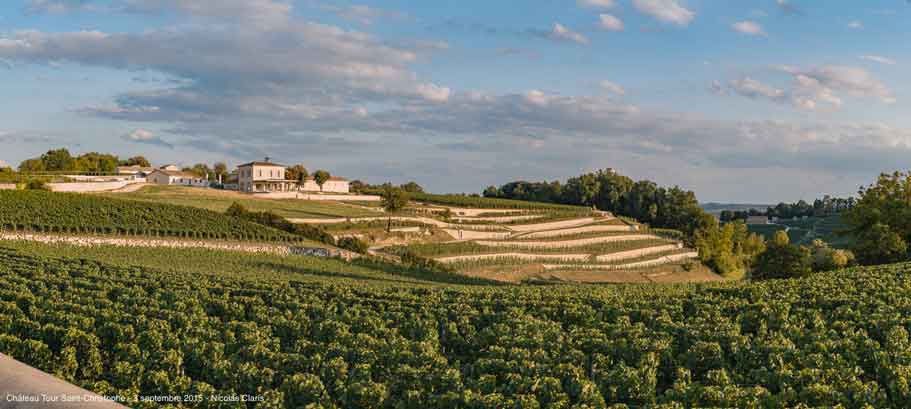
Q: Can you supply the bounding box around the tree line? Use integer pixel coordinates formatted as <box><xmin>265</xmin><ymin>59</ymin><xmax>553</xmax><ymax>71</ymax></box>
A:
<box><xmin>720</xmin><ymin>196</ymin><xmax>856</xmax><ymax>222</ymax></box>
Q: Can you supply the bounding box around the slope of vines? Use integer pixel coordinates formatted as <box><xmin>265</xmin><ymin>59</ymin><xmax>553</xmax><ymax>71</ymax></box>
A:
<box><xmin>2</xmin><ymin>246</ymin><xmax>911</xmax><ymax>407</ymax></box>
<box><xmin>0</xmin><ymin>190</ymin><xmax>301</xmax><ymax>242</ymax></box>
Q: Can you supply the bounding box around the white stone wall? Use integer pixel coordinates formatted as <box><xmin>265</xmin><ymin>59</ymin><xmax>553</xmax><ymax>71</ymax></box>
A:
<box><xmin>0</xmin><ymin>184</ymin><xmax>15</xmax><ymax>190</ymax></box>
<box><xmin>301</xmin><ymin>179</ymin><xmax>350</xmax><ymax>193</ymax></box>
<box><xmin>49</xmin><ymin>180</ymin><xmax>139</xmax><ymax>193</ymax></box>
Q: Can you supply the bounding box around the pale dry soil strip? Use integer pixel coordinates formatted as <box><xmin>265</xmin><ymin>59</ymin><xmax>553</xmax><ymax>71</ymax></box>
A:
<box><xmin>475</xmin><ymin>234</ymin><xmax>661</xmax><ymax>249</ymax></box>
<box><xmin>0</xmin><ymin>232</ymin><xmax>358</xmax><ymax>260</ymax></box>
<box><xmin>505</xmin><ymin>217</ymin><xmax>599</xmax><ymax>232</ymax></box>
<box><xmin>514</xmin><ymin>224</ymin><xmax>635</xmax><ymax>239</ymax></box>
<box><xmin>435</xmin><ymin>243</ymin><xmax>685</xmax><ymax>264</ymax></box>
<box><xmin>452</xmin><ymin>214</ymin><xmax>545</xmax><ymax>223</ymax></box>
<box><xmin>541</xmin><ymin>252</ymin><xmax>699</xmax><ymax>271</ymax></box>
<box><xmin>441</xmin><ymin>229</ymin><xmax>512</xmax><ymax>240</ymax></box>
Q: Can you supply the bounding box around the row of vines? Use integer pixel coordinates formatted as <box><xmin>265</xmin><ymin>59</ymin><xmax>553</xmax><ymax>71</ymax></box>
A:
<box><xmin>3</xmin><ymin>246</ymin><xmax>911</xmax><ymax>407</ymax></box>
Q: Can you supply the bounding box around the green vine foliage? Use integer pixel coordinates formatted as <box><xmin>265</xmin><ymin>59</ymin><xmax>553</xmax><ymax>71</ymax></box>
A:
<box><xmin>3</xmin><ymin>246</ymin><xmax>911</xmax><ymax>407</ymax></box>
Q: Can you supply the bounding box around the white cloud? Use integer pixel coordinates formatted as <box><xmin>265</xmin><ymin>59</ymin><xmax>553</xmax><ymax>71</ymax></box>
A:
<box><xmin>599</xmin><ymin>80</ymin><xmax>626</xmax><ymax>96</ymax></box>
<box><xmin>632</xmin><ymin>0</ymin><xmax>695</xmax><ymax>26</ymax></box>
<box><xmin>550</xmin><ymin>23</ymin><xmax>589</xmax><ymax>44</ymax></box>
<box><xmin>122</xmin><ymin>128</ymin><xmax>172</xmax><ymax>148</ymax></box>
<box><xmin>860</xmin><ymin>55</ymin><xmax>897</xmax><ymax>65</ymax></box>
<box><xmin>848</xmin><ymin>21</ymin><xmax>863</xmax><ymax>29</ymax></box>
<box><xmin>317</xmin><ymin>3</ymin><xmax>405</xmax><ymax>25</ymax></box>
<box><xmin>578</xmin><ymin>0</ymin><xmax>615</xmax><ymax>8</ymax></box>
<box><xmin>722</xmin><ymin>65</ymin><xmax>894</xmax><ymax>110</ymax></box>
<box><xmin>598</xmin><ymin>14</ymin><xmax>625</xmax><ymax>31</ymax></box>
<box><xmin>731</xmin><ymin>21</ymin><xmax>766</xmax><ymax>36</ymax></box>
<box><xmin>415</xmin><ymin>83</ymin><xmax>452</xmax><ymax>103</ymax></box>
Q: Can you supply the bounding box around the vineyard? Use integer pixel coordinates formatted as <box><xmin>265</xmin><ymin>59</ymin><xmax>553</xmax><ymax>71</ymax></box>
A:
<box><xmin>0</xmin><ymin>190</ymin><xmax>302</xmax><ymax>243</ymax></box>
<box><xmin>2</xmin><ymin>244</ymin><xmax>911</xmax><ymax>407</ymax></box>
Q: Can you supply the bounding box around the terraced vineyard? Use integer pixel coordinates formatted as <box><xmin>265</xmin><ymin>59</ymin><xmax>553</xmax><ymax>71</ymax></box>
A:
<box><xmin>317</xmin><ymin>201</ymin><xmax>709</xmax><ymax>283</ymax></box>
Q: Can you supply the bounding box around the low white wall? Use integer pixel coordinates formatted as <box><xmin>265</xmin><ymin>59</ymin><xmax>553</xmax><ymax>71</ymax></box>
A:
<box><xmin>0</xmin><ymin>184</ymin><xmax>15</xmax><ymax>190</ymax></box>
<box><xmin>253</xmin><ymin>192</ymin><xmax>381</xmax><ymax>201</ymax></box>
<box><xmin>49</xmin><ymin>180</ymin><xmax>136</xmax><ymax>193</ymax></box>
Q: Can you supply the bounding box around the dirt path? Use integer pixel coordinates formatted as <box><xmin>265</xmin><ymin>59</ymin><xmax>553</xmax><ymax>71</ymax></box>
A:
<box><xmin>0</xmin><ymin>232</ymin><xmax>357</xmax><ymax>260</ymax></box>
<box><xmin>89</xmin><ymin>181</ymin><xmax>149</xmax><ymax>193</ymax></box>
<box><xmin>475</xmin><ymin>234</ymin><xmax>661</xmax><ymax>249</ymax></box>
<box><xmin>452</xmin><ymin>214</ymin><xmax>545</xmax><ymax>223</ymax></box>
<box><xmin>441</xmin><ymin>229</ymin><xmax>512</xmax><ymax>240</ymax></box>
<box><xmin>505</xmin><ymin>217</ymin><xmax>598</xmax><ymax>232</ymax></box>
<box><xmin>542</xmin><ymin>252</ymin><xmax>699</xmax><ymax>270</ymax></box>
<box><xmin>436</xmin><ymin>252</ymin><xmax>592</xmax><ymax>263</ymax></box>
<box><xmin>513</xmin><ymin>224</ymin><xmax>635</xmax><ymax>239</ymax></box>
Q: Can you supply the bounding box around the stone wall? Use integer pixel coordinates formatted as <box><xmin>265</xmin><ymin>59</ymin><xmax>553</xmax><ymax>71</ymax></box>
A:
<box><xmin>0</xmin><ymin>184</ymin><xmax>15</xmax><ymax>190</ymax></box>
<box><xmin>48</xmin><ymin>180</ymin><xmax>140</xmax><ymax>193</ymax></box>
<box><xmin>0</xmin><ymin>232</ymin><xmax>358</xmax><ymax>261</ymax></box>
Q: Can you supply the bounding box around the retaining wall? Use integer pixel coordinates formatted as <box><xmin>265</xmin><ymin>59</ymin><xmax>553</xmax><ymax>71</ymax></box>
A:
<box><xmin>48</xmin><ymin>180</ymin><xmax>139</xmax><ymax>193</ymax></box>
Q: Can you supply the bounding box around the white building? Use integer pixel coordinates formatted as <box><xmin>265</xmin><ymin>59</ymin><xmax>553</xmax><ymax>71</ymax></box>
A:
<box><xmin>301</xmin><ymin>176</ymin><xmax>350</xmax><ymax>193</ymax></box>
<box><xmin>147</xmin><ymin>169</ymin><xmax>209</xmax><ymax>187</ymax></box>
<box><xmin>237</xmin><ymin>160</ymin><xmax>298</xmax><ymax>192</ymax></box>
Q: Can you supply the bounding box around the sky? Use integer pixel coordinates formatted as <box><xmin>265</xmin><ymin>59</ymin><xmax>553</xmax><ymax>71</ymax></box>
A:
<box><xmin>1</xmin><ymin>0</ymin><xmax>910</xmax><ymax>202</ymax></box>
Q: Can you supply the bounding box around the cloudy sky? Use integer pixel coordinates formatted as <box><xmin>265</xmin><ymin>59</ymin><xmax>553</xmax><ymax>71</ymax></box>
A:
<box><xmin>1</xmin><ymin>0</ymin><xmax>909</xmax><ymax>202</ymax></box>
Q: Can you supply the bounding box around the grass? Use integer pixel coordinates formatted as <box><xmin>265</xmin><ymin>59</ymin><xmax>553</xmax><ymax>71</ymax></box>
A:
<box><xmin>104</xmin><ymin>185</ymin><xmax>382</xmax><ymax>219</ymax></box>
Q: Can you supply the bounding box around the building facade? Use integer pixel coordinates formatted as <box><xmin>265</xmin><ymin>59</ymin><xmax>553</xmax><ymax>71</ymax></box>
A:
<box><xmin>237</xmin><ymin>160</ymin><xmax>298</xmax><ymax>192</ymax></box>
<box><xmin>300</xmin><ymin>176</ymin><xmax>350</xmax><ymax>193</ymax></box>
<box><xmin>147</xmin><ymin>170</ymin><xmax>209</xmax><ymax>187</ymax></box>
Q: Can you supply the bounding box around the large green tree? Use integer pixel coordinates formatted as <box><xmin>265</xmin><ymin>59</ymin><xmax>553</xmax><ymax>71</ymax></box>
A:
<box><xmin>844</xmin><ymin>171</ymin><xmax>911</xmax><ymax>264</ymax></box>
<box><xmin>313</xmin><ymin>170</ymin><xmax>331</xmax><ymax>192</ymax></box>
<box><xmin>380</xmin><ymin>184</ymin><xmax>409</xmax><ymax>232</ymax></box>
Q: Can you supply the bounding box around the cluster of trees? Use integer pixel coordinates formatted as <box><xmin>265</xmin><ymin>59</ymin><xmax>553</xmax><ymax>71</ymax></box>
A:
<box><xmin>17</xmin><ymin>148</ymin><xmax>152</xmax><ymax>174</ymax></box>
<box><xmin>720</xmin><ymin>196</ymin><xmax>856</xmax><ymax>222</ymax></box>
<box><xmin>352</xmin><ymin>180</ymin><xmax>424</xmax><ymax>194</ymax></box>
<box><xmin>180</xmin><ymin>162</ymin><xmax>228</xmax><ymax>183</ymax></box>
<box><xmin>844</xmin><ymin>171</ymin><xmax>911</xmax><ymax>265</ymax></box>
<box><xmin>484</xmin><ymin>169</ymin><xmax>713</xmax><ymax>235</ymax></box>
<box><xmin>752</xmin><ymin>233</ymin><xmax>854</xmax><ymax>280</ymax></box>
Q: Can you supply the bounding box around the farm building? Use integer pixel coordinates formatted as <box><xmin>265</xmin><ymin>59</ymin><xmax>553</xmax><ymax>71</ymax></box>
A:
<box><xmin>147</xmin><ymin>169</ymin><xmax>209</xmax><ymax>187</ymax></box>
<box><xmin>301</xmin><ymin>176</ymin><xmax>350</xmax><ymax>193</ymax></box>
<box><xmin>116</xmin><ymin>165</ymin><xmax>155</xmax><ymax>177</ymax></box>
<box><xmin>237</xmin><ymin>160</ymin><xmax>298</xmax><ymax>193</ymax></box>
<box><xmin>745</xmin><ymin>215</ymin><xmax>770</xmax><ymax>225</ymax></box>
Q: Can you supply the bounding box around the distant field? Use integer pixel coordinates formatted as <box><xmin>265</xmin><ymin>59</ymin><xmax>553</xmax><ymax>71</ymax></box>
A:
<box><xmin>747</xmin><ymin>215</ymin><xmax>854</xmax><ymax>248</ymax></box>
<box><xmin>104</xmin><ymin>185</ymin><xmax>382</xmax><ymax>219</ymax></box>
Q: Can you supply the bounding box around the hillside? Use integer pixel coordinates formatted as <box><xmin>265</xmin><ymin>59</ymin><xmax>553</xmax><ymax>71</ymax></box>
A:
<box><xmin>1</xmin><ymin>244</ymin><xmax>910</xmax><ymax>407</ymax></box>
<box><xmin>0</xmin><ymin>190</ymin><xmax>304</xmax><ymax>243</ymax></box>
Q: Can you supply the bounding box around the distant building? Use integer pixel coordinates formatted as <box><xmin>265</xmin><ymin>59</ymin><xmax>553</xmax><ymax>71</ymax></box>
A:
<box><xmin>301</xmin><ymin>176</ymin><xmax>350</xmax><ymax>193</ymax></box>
<box><xmin>159</xmin><ymin>164</ymin><xmax>180</xmax><ymax>171</ymax></box>
<box><xmin>237</xmin><ymin>159</ymin><xmax>297</xmax><ymax>193</ymax></box>
<box><xmin>147</xmin><ymin>169</ymin><xmax>209</xmax><ymax>187</ymax></box>
<box><xmin>745</xmin><ymin>215</ymin><xmax>770</xmax><ymax>225</ymax></box>
<box><xmin>116</xmin><ymin>165</ymin><xmax>155</xmax><ymax>177</ymax></box>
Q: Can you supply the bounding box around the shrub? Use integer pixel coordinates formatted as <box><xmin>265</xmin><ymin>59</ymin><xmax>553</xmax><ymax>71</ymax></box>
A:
<box><xmin>751</xmin><ymin>241</ymin><xmax>812</xmax><ymax>280</ymax></box>
<box><xmin>337</xmin><ymin>237</ymin><xmax>369</xmax><ymax>254</ymax></box>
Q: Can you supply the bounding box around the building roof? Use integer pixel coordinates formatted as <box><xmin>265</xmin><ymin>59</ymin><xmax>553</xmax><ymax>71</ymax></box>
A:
<box><xmin>238</xmin><ymin>161</ymin><xmax>286</xmax><ymax>168</ymax></box>
<box><xmin>304</xmin><ymin>176</ymin><xmax>349</xmax><ymax>182</ymax></box>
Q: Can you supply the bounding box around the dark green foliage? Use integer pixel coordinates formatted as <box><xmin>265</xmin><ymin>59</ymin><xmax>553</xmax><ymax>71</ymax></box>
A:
<box><xmin>845</xmin><ymin>171</ymin><xmax>911</xmax><ymax>264</ymax></box>
<box><xmin>484</xmin><ymin>169</ymin><xmax>708</xmax><ymax>234</ymax></box>
<box><xmin>3</xmin><ymin>247</ymin><xmax>911</xmax><ymax>407</ymax></box>
<box><xmin>752</xmin><ymin>240</ymin><xmax>813</xmax><ymax>280</ymax></box>
<box><xmin>0</xmin><ymin>190</ymin><xmax>299</xmax><ymax>242</ymax></box>
<box><xmin>25</xmin><ymin>180</ymin><xmax>50</xmax><ymax>191</ymax></box>
<box><xmin>337</xmin><ymin>236</ymin><xmax>369</xmax><ymax>254</ymax></box>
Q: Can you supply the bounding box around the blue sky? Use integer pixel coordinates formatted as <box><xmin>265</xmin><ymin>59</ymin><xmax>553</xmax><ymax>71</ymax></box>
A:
<box><xmin>1</xmin><ymin>0</ymin><xmax>910</xmax><ymax>202</ymax></box>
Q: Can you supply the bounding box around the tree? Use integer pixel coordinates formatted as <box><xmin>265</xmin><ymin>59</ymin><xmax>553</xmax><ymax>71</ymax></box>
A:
<box><xmin>40</xmin><ymin>148</ymin><xmax>75</xmax><ymax>171</ymax></box>
<box><xmin>119</xmin><ymin>156</ymin><xmax>151</xmax><ymax>167</ymax></box>
<box><xmin>808</xmin><ymin>239</ymin><xmax>854</xmax><ymax>271</ymax></box>
<box><xmin>313</xmin><ymin>170</ymin><xmax>331</xmax><ymax>192</ymax></box>
<box><xmin>286</xmin><ymin>165</ymin><xmax>308</xmax><ymax>183</ymax></box>
<box><xmin>400</xmin><ymin>181</ymin><xmax>424</xmax><ymax>193</ymax></box>
<box><xmin>752</xmin><ymin>237</ymin><xmax>812</xmax><ymax>280</ymax></box>
<box><xmin>350</xmin><ymin>180</ymin><xmax>367</xmax><ymax>193</ymax></box>
<box><xmin>854</xmin><ymin>223</ymin><xmax>908</xmax><ymax>265</ymax></box>
<box><xmin>18</xmin><ymin>159</ymin><xmax>46</xmax><ymax>172</ymax></box>
<box><xmin>380</xmin><ymin>184</ymin><xmax>409</xmax><ymax>232</ymax></box>
<box><xmin>694</xmin><ymin>221</ymin><xmax>765</xmax><ymax>278</ymax></box>
<box><xmin>213</xmin><ymin>162</ymin><xmax>229</xmax><ymax>182</ymax></box>
<box><xmin>844</xmin><ymin>171</ymin><xmax>911</xmax><ymax>265</ymax></box>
